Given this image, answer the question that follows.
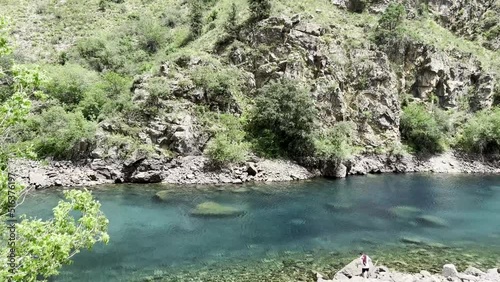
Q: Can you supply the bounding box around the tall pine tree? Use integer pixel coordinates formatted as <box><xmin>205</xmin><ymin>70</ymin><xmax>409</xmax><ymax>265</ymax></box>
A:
<box><xmin>224</xmin><ymin>3</ymin><xmax>238</xmax><ymax>36</ymax></box>
<box><xmin>190</xmin><ymin>0</ymin><xmax>203</xmax><ymax>38</ymax></box>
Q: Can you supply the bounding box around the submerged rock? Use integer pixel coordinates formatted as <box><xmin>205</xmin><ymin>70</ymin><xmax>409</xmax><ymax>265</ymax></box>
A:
<box><xmin>416</xmin><ymin>215</ymin><xmax>449</xmax><ymax>228</ymax></box>
<box><xmin>389</xmin><ymin>206</ymin><xmax>422</xmax><ymax>218</ymax></box>
<box><xmin>400</xmin><ymin>236</ymin><xmax>426</xmax><ymax>245</ymax></box>
<box><xmin>190</xmin><ymin>202</ymin><xmax>244</xmax><ymax>217</ymax></box>
<box><xmin>324</xmin><ymin>203</ymin><xmax>353</xmax><ymax>212</ymax></box>
<box><xmin>154</xmin><ymin>190</ymin><xmax>171</xmax><ymax>202</ymax></box>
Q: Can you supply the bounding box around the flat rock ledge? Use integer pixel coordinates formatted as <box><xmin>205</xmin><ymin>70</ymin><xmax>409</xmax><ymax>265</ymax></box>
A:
<box><xmin>317</xmin><ymin>260</ymin><xmax>500</xmax><ymax>282</ymax></box>
<box><xmin>8</xmin><ymin>151</ymin><xmax>500</xmax><ymax>189</ymax></box>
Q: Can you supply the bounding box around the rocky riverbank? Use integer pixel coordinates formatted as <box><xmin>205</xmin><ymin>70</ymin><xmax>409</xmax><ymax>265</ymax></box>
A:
<box><xmin>319</xmin><ymin>260</ymin><xmax>500</xmax><ymax>282</ymax></box>
<box><xmin>9</xmin><ymin>151</ymin><xmax>500</xmax><ymax>189</ymax></box>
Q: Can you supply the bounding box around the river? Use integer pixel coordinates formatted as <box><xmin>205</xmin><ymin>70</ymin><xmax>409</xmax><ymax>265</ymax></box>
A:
<box><xmin>19</xmin><ymin>174</ymin><xmax>500</xmax><ymax>281</ymax></box>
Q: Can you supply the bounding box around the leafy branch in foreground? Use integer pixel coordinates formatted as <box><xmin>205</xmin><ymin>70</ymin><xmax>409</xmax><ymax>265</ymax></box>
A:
<box><xmin>0</xmin><ymin>17</ymin><xmax>109</xmax><ymax>281</ymax></box>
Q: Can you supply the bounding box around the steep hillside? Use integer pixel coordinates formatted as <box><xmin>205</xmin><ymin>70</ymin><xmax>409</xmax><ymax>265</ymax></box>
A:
<box><xmin>1</xmin><ymin>0</ymin><xmax>499</xmax><ymax>187</ymax></box>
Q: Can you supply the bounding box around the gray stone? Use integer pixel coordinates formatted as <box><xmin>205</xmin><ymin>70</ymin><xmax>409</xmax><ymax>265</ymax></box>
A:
<box><xmin>130</xmin><ymin>171</ymin><xmax>163</xmax><ymax>183</ymax></box>
<box><xmin>464</xmin><ymin>266</ymin><xmax>485</xmax><ymax>277</ymax></box>
<box><xmin>442</xmin><ymin>264</ymin><xmax>459</xmax><ymax>278</ymax></box>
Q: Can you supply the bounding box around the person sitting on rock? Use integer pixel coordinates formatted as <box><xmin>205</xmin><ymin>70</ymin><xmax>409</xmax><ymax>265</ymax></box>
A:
<box><xmin>358</xmin><ymin>252</ymin><xmax>372</xmax><ymax>278</ymax></box>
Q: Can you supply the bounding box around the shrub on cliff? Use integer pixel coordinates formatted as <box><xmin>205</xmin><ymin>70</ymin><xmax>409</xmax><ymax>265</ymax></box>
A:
<box><xmin>374</xmin><ymin>3</ymin><xmax>406</xmax><ymax>43</ymax></box>
<box><xmin>248</xmin><ymin>79</ymin><xmax>316</xmax><ymax>158</ymax></box>
<box><xmin>314</xmin><ymin>121</ymin><xmax>358</xmax><ymax>161</ymax></box>
<box><xmin>205</xmin><ymin>114</ymin><xmax>249</xmax><ymax>165</ymax></box>
<box><xmin>400</xmin><ymin>103</ymin><xmax>446</xmax><ymax>154</ymax></box>
<box><xmin>455</xmin><ymin>107</ymin><xmax>500</xmax><ymax>155</ymax></box>
<box><xmin>18</xmin><ymin>106</ymin><xmax>96</xmax><ymax>159</ymax></box>
<box><xmin>43</xmin><ymin>64</ymin><xmax>100</xmax><ymax>108</ymax></box>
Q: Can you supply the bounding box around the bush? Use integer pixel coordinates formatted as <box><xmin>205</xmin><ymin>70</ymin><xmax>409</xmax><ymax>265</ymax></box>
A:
<box><xmin>455</xmin><ymin>108</ymin><xmax>500</xmax><ymax>155</ymax></box>
<box><xmin>18</xmin><ymin>106</ymin><xmax>96</xmax><ymax>159</ymax></box>
<box><xmin>248</xmin><ymin>0</ymin><xmax>271</xmax><ymax>21</ymax></box>
<box><xmin>378</xmin><ymin>3</ymin><xmax>406</xmax><ymax>31</ymax></box>
<box><xmin>78</xmin><ymin>72</ymin><xmax>132</xmax><ymax>120</ymax></box>
<box><xmin>43</xmin><ymin>64</ymin><xmax>99</xmax><ymax>108</ymax></box>
<box><xmin>205</xmin><ymin>114</ymin><xmax>249</xmax><ymax>165</ymax></box>
<box><xmin>314</xmin><ymin>121</ymin><xmax>357</xmax><ymax>161</ymax></box>
<box><xmin>248</xmin><ymin>79</ymin><xmax>317</xmax><ymax>158</ymax></box>
<box><xmin>76</xmin><ymin>37</ymin><xmax>115</xmax><ymax>72</ymax></box>
<box><xmin>191</xmin><ymin>66</ymin><xmax>240</xmax><ymax>112</ymax></box>
<box><xmin>135</xmin><ymin>17</ymin><xmax>167</xmax><ymax>54</ymax></box>
<box><xmin>400</xmin><ymin>103</ymin><xmax>447</xmax><ymax>154</ymax></box>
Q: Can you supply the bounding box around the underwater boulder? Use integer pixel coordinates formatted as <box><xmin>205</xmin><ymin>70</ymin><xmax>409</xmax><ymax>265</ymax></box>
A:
<box><xmin>416</xmin><ymin>215</ymin><xmax>449</xmax><ymax>228</ymax></box>
<box><xmin>324</xmin><ymin>202</ymin><xmax>353</xmax><ymax>212</ymax></box>
<box><xmin>153</xmin><ymin>190</ymin><xmax>172</xmax><ymax>202</ymax></box>
<box><xmin>190</xmin><ymin>201</ymin><xmax>244</xmax><ymax>218</ymax></box>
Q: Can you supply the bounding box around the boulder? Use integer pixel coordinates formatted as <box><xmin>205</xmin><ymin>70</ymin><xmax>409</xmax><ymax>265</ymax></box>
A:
<box><xmin>29</xmin><ymin>171</ymin><xmax>49</xmax><ymax>189</ymax></box>
<box><xmin>442</xmin><ymin>264</ymin><xmax>459</xmax><ymax>278</ymax></box>
<box><xmin>334</xmin><ymin>258</ymin><xmax>361</xmax><ymax>280</ymax></box>
<box><xmin>190</xmin><ymin>202</ymin><xmax>244</xmax><ymax>218</ymax></box>
<box><xmin>154</xmin><ymin>190</ymin><xmax>171</xmax><ymax>202</ymax></box>
<box><xmin>130</xmin><ymin>171</ymin><xmax>163</xmax><ymax>183</ymax></box>
<box><xmin>464</xmin><ymin>266</ymin><xmax>485</xmax><ymax>277</ymax></box>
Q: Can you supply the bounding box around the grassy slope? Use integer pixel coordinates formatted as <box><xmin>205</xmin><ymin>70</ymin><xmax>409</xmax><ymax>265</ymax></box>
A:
<box><xmin>1</xmin><ymin>0</ymin><xmax>497</xmax><ymax>72</ymax></box>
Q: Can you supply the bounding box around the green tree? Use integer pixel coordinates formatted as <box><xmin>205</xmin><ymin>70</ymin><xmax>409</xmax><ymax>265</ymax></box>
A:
<box><xmin>248</xmin><ymin>0</ymin><xmax>271</xmax><ymax>21</ymax></box>
<box><xmin>190</xmin><ymin>0</ymin><xmax>204</xmax><ymax>39</ymax></box>
<box><xmin>224</xmin><ymin>3</ymin><xmax>239</xmax><ymax>36</ymax></box>
<box><xmin>248</xmin><ymin>79</ymin><xmax>317</xmax><ymax>158</ymax></box>
<box><xmin>0</xmin><ymin>18</ymin><xmax>109</xmax><ymax>281</ymax></box>
<box><xmin>378</xmin><ymin>3</ymin><xmax>406</xmax><ymax>31</ymax></box>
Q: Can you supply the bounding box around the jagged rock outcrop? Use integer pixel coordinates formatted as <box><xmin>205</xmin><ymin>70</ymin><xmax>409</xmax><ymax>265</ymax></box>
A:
<box><xmin>332</xmin><ymin>0</ymin><xmax>500</xmax><ymax>51</ymax></box>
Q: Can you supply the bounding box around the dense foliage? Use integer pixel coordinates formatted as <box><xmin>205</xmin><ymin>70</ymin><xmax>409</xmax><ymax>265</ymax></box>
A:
<box><xmin>248</xmin><ymin>79</ymin><xmax>317</xmax><ymax>158</ymax></box>
<box><xmin>205</xmin><ymin>115</ymin><xmax>250</xmax><ymax>166</ymax></box>
<box><xmin>456</xmin><ymin>108</ymin><xmax>500</xmax><ymax>155</ymax></box>
<box><xmin>400</xmin><ymin>103</ymin><xmax>448</xmax><ymax>154</ymax></box>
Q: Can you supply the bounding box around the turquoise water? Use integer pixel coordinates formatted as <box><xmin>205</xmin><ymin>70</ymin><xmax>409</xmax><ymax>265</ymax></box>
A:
<box><xmin>19</xmin><ymin>174</ymin><xmax>500</xmax><ymax>281</ymax></box>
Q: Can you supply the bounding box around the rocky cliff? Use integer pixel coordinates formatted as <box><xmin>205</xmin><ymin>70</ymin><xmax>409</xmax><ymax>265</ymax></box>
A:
<box><xmin>4</xmin><ymin>0</ymin><xmax>499</xmax><ymax>188</ymax></box>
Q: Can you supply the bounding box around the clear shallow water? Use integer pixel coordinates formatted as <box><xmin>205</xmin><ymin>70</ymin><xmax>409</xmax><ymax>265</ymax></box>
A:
<box><xmin>18</xmin><ymin>174</ymin><xmax>500</xmax><ymax>281</ymax></box>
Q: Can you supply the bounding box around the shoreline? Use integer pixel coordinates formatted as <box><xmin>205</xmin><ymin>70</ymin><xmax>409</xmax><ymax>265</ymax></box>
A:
<box><xmin>129</xmin><ymin>244</ymin><xmax>500</xmax><ymax>282</ymax></box>
<box><xmin>9</xmin><ymin>151</ymin><xmax>500</xmax><ymax>190</ymax></box>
